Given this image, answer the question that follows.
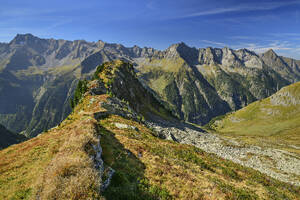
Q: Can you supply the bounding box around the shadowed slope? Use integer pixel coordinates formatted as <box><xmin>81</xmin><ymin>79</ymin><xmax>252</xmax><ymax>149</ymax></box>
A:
<box><xmin>0</xmin><ymin>124</ymin><xmax>26</xmax><ymax>149</ymax></box>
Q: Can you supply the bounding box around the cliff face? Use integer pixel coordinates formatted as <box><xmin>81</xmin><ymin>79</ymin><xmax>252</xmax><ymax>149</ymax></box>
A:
<box><xmin>0</xmin><ymin>34</ymin><xmax>299</xmax><ymax>136</ymax></box>
<box><xmin>135</xmin><ymin>43</ymin><xmax>293</xmax><ymax>124</ymax></box>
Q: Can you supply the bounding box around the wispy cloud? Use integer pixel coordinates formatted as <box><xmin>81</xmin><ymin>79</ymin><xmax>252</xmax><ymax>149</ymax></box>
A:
<box><xmin>230</xmin><ymin>36</ymin><xmax>261</xmax><ymax>40</ymax></box>
<box><xmin>268</xmin><ymin>33</ymin><xmax>300</xmax><ymax>38</ymax></box>
<box><xmin>234</xmin><ymin>40</ymin><xmax>293</xmax><ymax>53</ymax></box>
<box><xmin>176</xmin><ymin>1</ymin><xmax>300</xmax><ymax>19</ymax></box>
<box><xmin>201</xmin><ymin>40</ymin><xmax>227</xmax><ymax>47</ymax></box>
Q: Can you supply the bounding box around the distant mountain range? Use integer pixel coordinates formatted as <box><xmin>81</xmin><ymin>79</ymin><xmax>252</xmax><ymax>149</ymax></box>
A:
<box><xmin>0</xmin><ymin>33</ymin><xmax>299</xmax><ymax>137</ymax></box>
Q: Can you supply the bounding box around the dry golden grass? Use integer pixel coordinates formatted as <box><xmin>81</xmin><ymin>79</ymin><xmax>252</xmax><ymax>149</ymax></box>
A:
<box><xmin>36</xmin><ymin>118</ymin><xmax>101</xmax><ymax>200</ymax></box>
<box><xmin>0</xmin><ymin>94</ymin><xmax>109</xmax><ymax>200</ymax></box>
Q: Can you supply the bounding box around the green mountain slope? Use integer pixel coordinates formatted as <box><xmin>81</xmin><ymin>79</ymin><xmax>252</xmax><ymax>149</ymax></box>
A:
<box><xmin>208</xmin><ymin>81</ymin><xmax>300</xmax><ymax>153</ymax></box>
<box><xmin>1</xmin><ymin>61</ymin><xmax>299</xmax><ymax>200</ymax></box>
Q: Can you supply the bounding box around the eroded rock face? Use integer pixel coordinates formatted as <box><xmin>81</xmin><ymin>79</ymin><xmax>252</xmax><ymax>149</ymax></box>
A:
<box><xmin>269</xmin><ymin>82</ymin><xmax>300</xmax><ymax>106</ymax></box>
<box><xmin>270</xmin><ymin>91</ymin><xmax>300</xmax><ymax>106</ymax></box>
<box><xmin>92</xmin><ymin>135</ymin><xmax>115</xmax><ymax>192</ymax></box>
<box><xmin>261</xmin><ymin>49</ymin><xmax>300</xmax><ymax>83</ymax></box>
<box><xmin>89</xmin><ymin>80</ymin><xmax>107</xmax><ymax>95</ymax></box>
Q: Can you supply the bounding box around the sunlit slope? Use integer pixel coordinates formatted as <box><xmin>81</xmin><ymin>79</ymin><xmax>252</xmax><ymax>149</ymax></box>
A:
<box><xmin>209</xmin><ymin>82</ymin><xmax>300</xmax><ymax>153</ymax></box>
<box><xmin>0</xmin><ymin>95</ymin><xmax>105</xmax><ymax>200</ymax></box>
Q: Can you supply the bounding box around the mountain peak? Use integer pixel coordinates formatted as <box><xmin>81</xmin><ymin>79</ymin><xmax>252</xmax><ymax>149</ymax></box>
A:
<box><xmin>177</xmin><ymin>41</ymin><xmax>188</xmax><ymax>47</ymax></box>
<box><xmin>264</xmin><ymin>49</ymin><xmax>278</xmax><ymax>57</ymax></box>
<box><xmin>13</xmin><ymin>33</ymin><xmax>36</xmax><ymax>40</ymax></box>
<box><xmin>10</xmin><ymin>33</ymin><xmax>40</xmax><ymax>45</ymax></box>
<box><xmin>167</xmin><ymin>42</ymin><xmax>190</xmax><ymax>51</ymax></box>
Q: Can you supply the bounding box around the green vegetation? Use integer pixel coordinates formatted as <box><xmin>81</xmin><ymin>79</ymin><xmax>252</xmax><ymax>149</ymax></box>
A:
<box><xmin>211</xmin><ymin>178</ymin><xmax>258</xmax><ymax>200</ymax></box>
<box><xmin>70</xmin><ymin>79</ymin><xmax>88</xmax><ymax>110</ymax></box>
<box><xmin>93</xmin><ymin>64</ymin><xmax>105</xmax><ymax>80</ymax></box>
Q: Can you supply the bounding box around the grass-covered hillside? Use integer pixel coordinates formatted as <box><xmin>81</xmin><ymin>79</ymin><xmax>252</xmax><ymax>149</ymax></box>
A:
<box><xmin>1</xmin><ymin>61</ymin><xmax>299</xmax><ymax>199</ymax></box>
<box><xmin>1</xmin><ymin>93</ymin><xmax>300</xmax><ymax>199</ymax></box>
<box><xmin>208</xmin><ymin>81</ymin><xmax>300</xmax><ymax>154</ymax></box>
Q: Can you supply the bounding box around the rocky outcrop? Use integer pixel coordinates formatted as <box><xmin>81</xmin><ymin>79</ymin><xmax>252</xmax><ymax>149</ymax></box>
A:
<box><xmin>114</xmin><ymin>123</ymin><xmax>138</xmax><ymax>131</ymax></box>
<box><xmin>261</xmin><ymin>49</ymin><xmax>300</xmax><ymax>83</ymax></box>
<box><xmin>92</xmin><ymin>135</ymin><xmax>115</xmax><ymax>192</ymax></box>
<box><xmin>270</xmin><ymin>82</ymin><xmax>300</xmax><ymax>107</ymax></box>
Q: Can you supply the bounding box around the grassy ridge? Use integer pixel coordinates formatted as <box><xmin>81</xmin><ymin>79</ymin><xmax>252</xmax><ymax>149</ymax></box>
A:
<box><xmin>0</xmin><ymin>94</ymin><xmax>107</xmax><ymax>200</ymax></box>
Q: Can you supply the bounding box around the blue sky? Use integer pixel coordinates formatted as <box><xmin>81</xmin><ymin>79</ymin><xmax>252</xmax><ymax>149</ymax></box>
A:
<box><xmin>1</xmin><ymin>0</ymin><xmax>300</xmax><ymax>59</ymax></box>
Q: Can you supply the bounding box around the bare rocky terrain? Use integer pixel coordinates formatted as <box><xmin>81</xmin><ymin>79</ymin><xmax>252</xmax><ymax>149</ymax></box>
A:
<box><xmin>146</xmin><ymin>120</ymin><xmax>300</xmax><ymax>186</ymax></box>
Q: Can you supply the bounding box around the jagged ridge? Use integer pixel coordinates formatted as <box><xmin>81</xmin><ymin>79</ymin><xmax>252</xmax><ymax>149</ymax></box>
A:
<box><xmin>1</xmin><ymin>34</ymin><xmax>300</xmax><ymax>135</ymax></box>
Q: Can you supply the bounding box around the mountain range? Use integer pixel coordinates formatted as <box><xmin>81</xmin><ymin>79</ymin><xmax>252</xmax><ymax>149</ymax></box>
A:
<box><xmin>0</xmin><ymin>33</ymin><xmax>300</xmax><ymax>137</ymax></box>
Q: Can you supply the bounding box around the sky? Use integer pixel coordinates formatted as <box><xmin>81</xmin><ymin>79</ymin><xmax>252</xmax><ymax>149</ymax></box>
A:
<box><xmin>1</xmin><ymin>0</ymin><xmax>300</xmax><ymax>59</ymax></box>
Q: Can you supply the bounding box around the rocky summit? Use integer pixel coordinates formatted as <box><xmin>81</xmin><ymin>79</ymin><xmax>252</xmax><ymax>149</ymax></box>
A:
<box><xmin>1</xmin><ymin>34</ymin><xmax>300</xmax><ymax>137</ymax></box>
